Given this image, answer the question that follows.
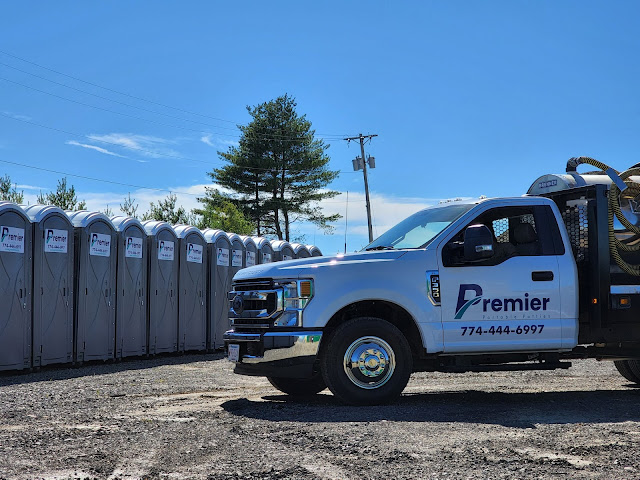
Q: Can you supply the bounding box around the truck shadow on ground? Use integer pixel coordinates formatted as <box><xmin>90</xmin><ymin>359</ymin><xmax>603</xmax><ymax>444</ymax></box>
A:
<box><xmin>0</xmin><ymin>351</ymin><xmax>227</xmax><ymax>387</ymax></box>
<box><xmin>221</xmin><ymin>388</ymin><xmax>640</xmax><ymax>429</ymax></box>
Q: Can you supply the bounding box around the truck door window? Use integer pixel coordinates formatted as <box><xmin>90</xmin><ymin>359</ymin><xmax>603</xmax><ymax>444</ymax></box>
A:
<box><xmin>442</xmin><ymin>205</ymin><xmax>560</xmax><ymax>267</ymax></box>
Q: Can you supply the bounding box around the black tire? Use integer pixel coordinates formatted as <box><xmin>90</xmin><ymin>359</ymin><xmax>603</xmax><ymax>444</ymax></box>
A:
<box><xmin>614</xmin><ymin>360</ymin><xmax>640</xmax><ymax>383</ymax></box>
<box><xmin>629</xmin><ymin>360</ymin><xmax>640</xmax><ymax>382</ymax></box>
<box><xmin>320</xmin><ymin>317</ymin><xmax>413</xmax><ymax>406</ymax></box>
<box><xmin>267</xmin><ymin>374</ymin><xmax>326</xmax><ymax>396</ymax></box>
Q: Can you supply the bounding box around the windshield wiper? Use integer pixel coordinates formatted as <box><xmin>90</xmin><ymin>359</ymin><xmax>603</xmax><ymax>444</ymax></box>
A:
<box><xmin>365</xmin><ymin>245</ymin><xmax>395</xmax><ymax>251</ymax></box>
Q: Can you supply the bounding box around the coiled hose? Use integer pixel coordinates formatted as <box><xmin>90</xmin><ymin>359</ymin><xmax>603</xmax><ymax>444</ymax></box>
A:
<box><xmin>566</xmin><ymin>156</ymin><xmax>640</xmax><ymax>276</ymax></box>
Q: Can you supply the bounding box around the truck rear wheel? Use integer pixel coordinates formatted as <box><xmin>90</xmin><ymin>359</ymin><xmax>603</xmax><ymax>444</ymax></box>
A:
<box><xmin>267</xmin><ymin>374</ymin><xmax>326</xmax><ymax>396</ymax></box>
<box><xmin>320</xmin><ymin>317</ymin><xmax>413</xmax><ymax>405</ymax></box>
<box><xmin>614</xmin><ymin>360</ymin><xmax>640</xmax><ymax>384</ymax></box>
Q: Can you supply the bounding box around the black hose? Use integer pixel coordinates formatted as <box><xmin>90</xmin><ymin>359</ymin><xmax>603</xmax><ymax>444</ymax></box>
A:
<box><xmin>568</xmin><ymin>158</ymin><xmax>640</xmax><ymax>275</ymax></box>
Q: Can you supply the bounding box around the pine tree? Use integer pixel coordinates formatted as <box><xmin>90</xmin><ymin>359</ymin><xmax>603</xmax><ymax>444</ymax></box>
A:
<box><xmin>37</xmin><ymin>177</ymin><xmax>86</xmax><ymax>210</ymax></box>
<box><xmin>207</xmin><ymin>94</ymin><xmax>340</xmax><ymax>240</ymax></box>
<box><xmin>142</xmin><ymin>193</ymin><xmax>194</xmax><ymax>225</ymax></box>
<box><xmin>0</xmin><ymin>174</ymin><xmax>24</xmax><ymax>203</ymax></box>
<box><xmin>120</xmin><ymin>193</ymin><xmax>139</xmax><ymax>218</ymax></box>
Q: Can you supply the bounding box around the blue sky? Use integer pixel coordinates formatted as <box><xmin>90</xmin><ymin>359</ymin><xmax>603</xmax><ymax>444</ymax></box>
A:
<box><xmin>1</xmin><ymin>1</ymin><xmax>639</xmax><ymax>254</ymax></box>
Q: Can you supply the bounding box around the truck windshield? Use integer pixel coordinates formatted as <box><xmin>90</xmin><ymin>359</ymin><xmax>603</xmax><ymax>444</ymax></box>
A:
<box><xmin>364</xmin><ymin>203</ymin><xmax>475</xmax><ymax>251</ymax></box>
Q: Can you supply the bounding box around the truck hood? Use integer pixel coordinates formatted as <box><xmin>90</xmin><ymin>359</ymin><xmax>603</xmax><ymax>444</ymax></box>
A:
<box><xmin>233</xmin><ymin>250</ymin><xmax>408</xmax><ymax>281</ymax></box>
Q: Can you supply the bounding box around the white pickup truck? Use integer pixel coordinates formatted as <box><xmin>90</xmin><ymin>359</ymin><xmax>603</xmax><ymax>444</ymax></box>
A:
<box><xmin>225</xmin><ymin>158</ymin><xmax>640</xmax><ymax>405</ymax></box>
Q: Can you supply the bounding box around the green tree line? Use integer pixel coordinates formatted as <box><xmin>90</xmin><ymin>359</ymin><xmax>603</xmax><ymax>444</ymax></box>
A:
<box><xmin>0</xmin><ymin>175</ymin><xmax>254</xmax><ymax>234</ymax></box>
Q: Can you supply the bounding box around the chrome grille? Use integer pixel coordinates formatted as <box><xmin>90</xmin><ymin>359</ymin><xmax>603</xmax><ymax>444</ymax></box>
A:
<box><xmin>229</xmin><ymin>280</ymin><xmax>283</xmax><ymax>329</ymax></box>
<box><xmin>233</xmin><ymin>279</ymin><xmax>274</xmax><ymax>291</ymax></box>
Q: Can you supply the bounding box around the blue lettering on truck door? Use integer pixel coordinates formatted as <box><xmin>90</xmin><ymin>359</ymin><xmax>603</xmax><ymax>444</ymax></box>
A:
<box><xmin>436</xmin><ymin>205</ymin><xmax>565</xmax><ymax>353</ymax></box>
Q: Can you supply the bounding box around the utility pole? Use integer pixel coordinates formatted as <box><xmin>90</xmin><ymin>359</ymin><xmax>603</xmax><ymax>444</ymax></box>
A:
<box><xmin>344</xmin><ymin>133</ymin><xmax>377</xmax><ymax>243</ymax></box>
<box><xmin>344</xmin><ymin>191</ymin><xmax>349</xmax><ymax>254</ymax></box>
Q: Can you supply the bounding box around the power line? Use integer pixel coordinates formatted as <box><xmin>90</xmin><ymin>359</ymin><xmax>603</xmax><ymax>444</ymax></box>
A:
<box><xmin>0</xmin><ymin>61</ymin><xmax>240</xmax><ymax>132</ymax></box>
<box><xmin>0</xmin><ymin>76</ymin><xmax>240</xmax><ymax>137</ymax></box>
<box><xmin>0</xmin><ymin>111</ymin><xmax>359</xmax><ymax>175</ymax></box>
<box><xmin>0</xmin><ymin>76</ymin><xmax>346</xmax><ymax>144</ymax></box>
<box><xmin>0</xmin><ymin>49</ymin><xmax>239</xmax><ymax>125</ymax></box>
<box><xmin>0</xmin><ymin>111</ymin><xmax>225</xmax><ymax>166</ymax></box>
<box><xmin>0</xmin><ymin>49</ymin><xmax>353</xmax><ymax>139</ymax></box>
<box><xmin>1</xmin><ymin>61</ymin><xmax>349</xmax><ymax>142</ymax></box>
<box><xmin>0</xmin><ymin>157</ymin><xmax>362</xmax><ymax>205</ymax></box>
<box><xmin>0</xmin><ymin>157</ymin><xmax>201</xmax><ymax>196</ymax></box>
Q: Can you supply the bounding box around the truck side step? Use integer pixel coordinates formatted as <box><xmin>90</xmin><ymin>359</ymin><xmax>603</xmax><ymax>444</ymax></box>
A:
<box><xmin>437</xmin><ymin>361</ymin><xmax>572</xmax><ymax>374</ymax></box>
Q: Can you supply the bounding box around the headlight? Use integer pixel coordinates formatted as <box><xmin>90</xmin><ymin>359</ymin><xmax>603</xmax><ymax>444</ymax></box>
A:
<box><xmin>274</xmin><ymin>279</ymin><xmax>314</xmax><ymax>327</ymax></box>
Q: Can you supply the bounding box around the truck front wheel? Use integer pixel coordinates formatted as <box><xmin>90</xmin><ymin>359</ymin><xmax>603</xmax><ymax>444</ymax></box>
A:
<box><xmin>320</xmin><ymin>317</ymin><xmax>413</xmax><ymax>405</ymax></box>
<box><xmin>267</xmin><ymin>374</ymin><xmax>326</xmax><ymax>396</ymax></box>
<box><xmin>614</xmin><ymin>360</ymin><xmax>640</xmax><ymax>384</ymax></box>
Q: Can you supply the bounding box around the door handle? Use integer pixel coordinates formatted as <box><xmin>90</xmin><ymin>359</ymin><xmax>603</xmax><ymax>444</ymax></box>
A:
<box><xmin>532</xmin><ymin>271</ymin><xmax>554</xmax><ymax>281</ymax></box>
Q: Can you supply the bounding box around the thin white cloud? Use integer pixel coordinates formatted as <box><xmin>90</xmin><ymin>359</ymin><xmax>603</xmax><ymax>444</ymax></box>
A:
<box><xmin>66</xmin><ymin>140</ymin><xmax>127</xmax><ymax>158</ymax></box>
<box><xmin>15</xmin><ymin>184</ymin><xmax>47</xmax><ymax>191</ymax></box>
<box><xmin>87</xmin><ymin>133</ymin><xmax>178</xmax><ymax>158</ymax></box>
<box><xmin>201</xmin><ymin>134</ymin><xmax>238</xmax><ymax>148</ymax></box>
<box><xmin>2</xmin><ymin>111</ymin><xmax>32</xmax><ymax>122</ymax></box>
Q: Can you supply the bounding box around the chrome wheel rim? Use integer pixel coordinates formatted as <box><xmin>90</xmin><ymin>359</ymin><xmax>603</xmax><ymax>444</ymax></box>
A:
<box><xmin>343</xmin><ymin>336</ymin><xmax>396</xmax><ymax>389</ymax></box>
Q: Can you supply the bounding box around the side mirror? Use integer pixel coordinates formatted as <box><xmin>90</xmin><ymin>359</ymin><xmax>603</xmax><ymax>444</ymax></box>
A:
<box><xmin>464</xmin><ymin>224</ymin><xmax>494</xmax><ymax>261</ymax></box>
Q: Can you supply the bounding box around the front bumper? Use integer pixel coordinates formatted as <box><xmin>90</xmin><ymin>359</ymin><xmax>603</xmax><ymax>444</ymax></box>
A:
<box><xmin>224</xmin><ymin>330</ymin><xmax>323</xmax><ymax>379</ymax></box>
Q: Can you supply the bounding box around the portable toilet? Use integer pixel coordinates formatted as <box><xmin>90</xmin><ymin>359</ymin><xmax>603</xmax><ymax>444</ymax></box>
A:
<box><xmin>0</xmin><ymin>202</ymin><xmax>32</xmax><ymax>371</ymax></box>
<box><xmin>174</xmin><ymin>225</ymin><xmax>207</xmax><ymax>352</ymax></box>
<box><xmin>67</xmin><ymin>210</ymin><xmax>116</xmax><ymax>363</ymax></box>
<box><xmin>142</xmin><ymin>220</ymin><xmax>178</xmax><ymax>354</ymax></box>
<box><xmin>228</xmin><ymin>233</ymin><xmax>245</xmax><ymax>274</ymax></box>
<box><xmin>111</xmin><ymin>216</ymin><xmax>147</xmax><ymax>359</ymax></box>
<box><xmin>202</xmin><ymin>229</ymin><xmax>231</xmax><ymax>349</ymax></box>
<box><xmin>307</xmin><ymin>245</ymin><xmax>323</xmax><ymax>257</ymax></box>
<box><xmin>271</xmin><ymin>240</ymin><xmax>294</xmax><ymax>262</ymax></box>
<box><xmin>239</xmin><ymin>235</ymin><xmax>257</xmax><ymax>268</ymax></box>
<box><xmin>291</xmin><ymin>243</ymin><xmax>311</xmax><ymax>259</ymax></box>
<box><xmin>23</xmin><ymin>204</ymin><xmax>73</xmax><ymax>368</ymax></box>
<box><xmin>253</xmin><ymin>237</ymin><xmax>274</xmax><ymax>264</ymax></box>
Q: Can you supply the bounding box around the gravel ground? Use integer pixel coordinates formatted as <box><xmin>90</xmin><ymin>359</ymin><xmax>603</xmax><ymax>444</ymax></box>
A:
<box><xmin>1</xmin><ymin>354</ymin><xmax>640</xmax><ymax>479</ymax></box>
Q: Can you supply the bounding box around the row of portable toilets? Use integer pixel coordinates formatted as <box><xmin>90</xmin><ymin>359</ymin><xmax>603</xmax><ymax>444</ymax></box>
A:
<box><xmin>0</xmin><ymin>202</ymin><xmax>322</xmax><ymax>372</ymax></box>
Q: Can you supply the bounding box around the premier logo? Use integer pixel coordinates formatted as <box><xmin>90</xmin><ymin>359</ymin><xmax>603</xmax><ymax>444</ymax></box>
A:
<box><xmin>46</xmin><ymin>230</ymin><xmax>66</xmax><ymax>244</ymax></box>
<box><xmin>1</xmin><ymin>227</ymin><xmax>23</xmax><ymax>243</ymax></box>
<box><xmin>454</xmin><ymin>284</ymin><xmax>550</xmax><ymax>319</ymax></box>
<box><xmin>159</xmin><ymin>240</ymin><xmax>174</xmax><ymax>253</ymax></box>
<box><xmin>126</xmin><ymin>238</ymin><xmax>142</xmax><ymax>250</ymax></box>
<box><xmin>91</xmin><ymin>234</ymin><xmax>110</xmax><ymax>247</ymax></box>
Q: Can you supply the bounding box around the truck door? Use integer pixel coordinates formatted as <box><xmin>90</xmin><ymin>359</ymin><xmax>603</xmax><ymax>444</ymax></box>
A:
<box><xmin>437</xmin><ymin>204</ymin><xmax>567</xmax><ymax>353</ymax></box>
